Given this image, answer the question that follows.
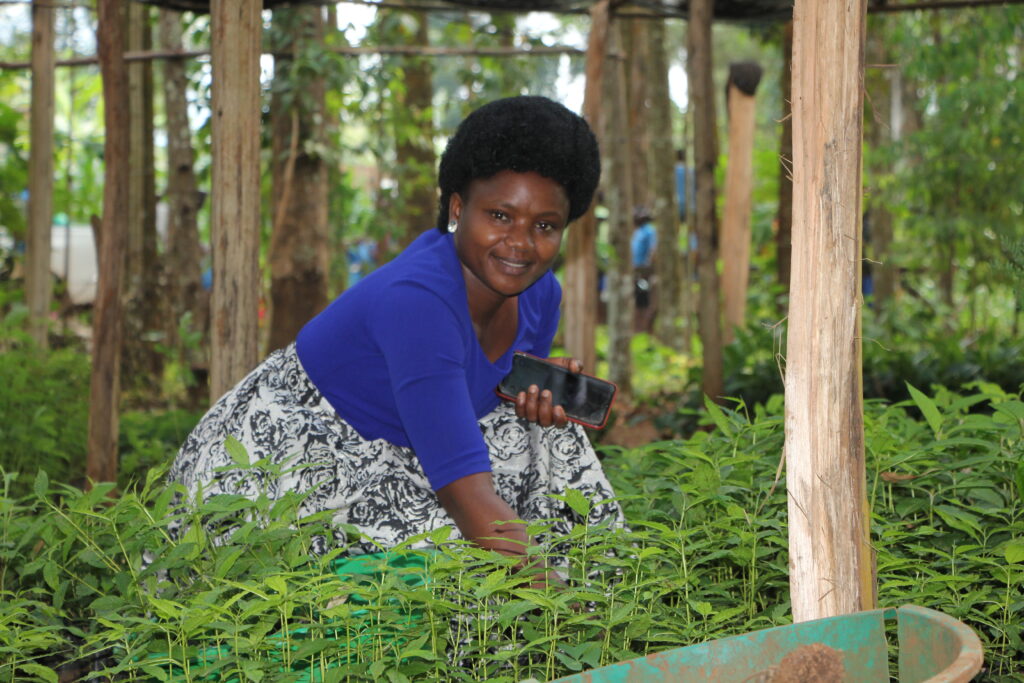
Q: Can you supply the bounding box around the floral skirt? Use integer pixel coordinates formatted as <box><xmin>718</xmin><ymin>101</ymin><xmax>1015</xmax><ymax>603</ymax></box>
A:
<box><xmin>168</xmin><ymin>343</ymin><xmax>623</xmax><ymax>555</ymax></box>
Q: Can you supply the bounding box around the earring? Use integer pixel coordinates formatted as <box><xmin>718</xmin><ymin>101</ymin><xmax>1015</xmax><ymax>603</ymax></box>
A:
<box><xmin>447</xmin><ymin>220</ymin><xmax>458</xmax><ymax>234</ymax></box>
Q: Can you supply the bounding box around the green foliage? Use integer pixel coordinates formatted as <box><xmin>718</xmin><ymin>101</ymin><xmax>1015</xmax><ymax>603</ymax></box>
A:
<box><xmin>0</xmin><ymin>342</ymin><xmax>89</xmax><ymax>497</ymax></box>
<box><xmin>870</xmin><ymin>8</ymin><xmax>1024</xmax><ymax>295</ymax></box>
<box><xmin>1</xmin><ymin>387</ymin><xmax>1021</xmax><ymax>680</ymax></box>
<box><xmin>0</xmin><ymin>71</ymin><xmax>27</xmax><ymax>239</ymax></box>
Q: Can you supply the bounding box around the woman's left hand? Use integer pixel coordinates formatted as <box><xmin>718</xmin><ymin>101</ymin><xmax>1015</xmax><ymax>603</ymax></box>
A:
<box><xmin>513</xmin><ymin>357</ymin><xmax>583</xmax><ymax>428</ymax></box>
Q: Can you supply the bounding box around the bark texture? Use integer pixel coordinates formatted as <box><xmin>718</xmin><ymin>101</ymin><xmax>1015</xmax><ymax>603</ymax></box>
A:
<box><xmin>122</xmin><ymin>1</ymin><xmax>163</xmax><ymax>391</ymax></box>
<box><xmin>88</xmin><ymin>0</ymin><xmax>130</xmax><ymax>484</ymax></box>
<box><xmin>27</xmin><ymin>0</ymin><xmax>55</xmax><ymax>348</ymax></box>
<box><xmin>268</xmin><ymin>6</ymin><xmax>329</xmax><ymax>353</ymax></box>
<box><xmin>648</xmin><ymin>19</ymin><xmax>682</xmax><ymax>348</ymax></box>
<box><xmin>159</xmin><ymin>8</ymin><xmax>208</xmax><ymax>392</ymax></box>
<box><xmin>604</xmin><ymin>21</ymin><xmax>634</xmax><ymax>399</ymax></box>
<box><xmin>393</xmin><ymin>3</ymin><xmax>435</xmax><ymax>247</ymax></box>
<box><xmin>688</xmin><ymin>0</ymin><xmax>724</xmax><ymax>403</ymax></box>
<box><xmin>209</xmin><ymin>0</ymin><xmax>262</xmax><ymax>401</ymax></box>
<box><xmin>563</xmin><ymin>0</ymin><xmax>609</xmax><ymax>374</ymax></box>
<box><xmin>785</xmin><ymin>0</ymin><xmax>875</xmax><ymax>623</ymax></box>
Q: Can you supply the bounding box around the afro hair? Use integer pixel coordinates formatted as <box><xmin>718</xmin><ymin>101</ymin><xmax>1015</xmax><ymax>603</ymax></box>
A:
<box><xmin>435</xmin><ymin>95</ymin><xmax>601</xmax><ymax>233</ymax></box>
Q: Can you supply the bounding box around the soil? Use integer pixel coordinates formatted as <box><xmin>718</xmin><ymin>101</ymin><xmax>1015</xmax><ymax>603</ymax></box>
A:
<box><xmin>744</xmin><ymin>643</ymin><xmax>846</xmax><ymax>683</ymax></box>
<box><xmin>599</xmin><ymin>403</ymin><xmax>663</xmax><ymax>448</ymax></box>
<box><xmin>770</xmin><ymin>644</ymin><xmax>845</xmax><ymax>682</ymax></box>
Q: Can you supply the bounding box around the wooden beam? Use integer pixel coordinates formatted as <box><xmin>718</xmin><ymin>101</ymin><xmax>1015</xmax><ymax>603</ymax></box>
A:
<box><xmin>562</xmin><ymin>0</ymin><xmax>609</xmax><ymax>376</ymax></box>
<box><xmin>208</xmin><ymin>0</ymin><xmax>261</xmax><ymax>401</ymax></box>
<box><xmin>0</xmin><ymin>45</ymin><xmax>587</xmax><ymax>70</ymax></box>
<box><xmin>26</xmin><ymin>0</ymin><xmax>56</xmax><ymax>348</ymax></box>
<box><xmin>785</xmin><ymin>0</ymin><xmax>875</xmax><ymax>622</ymax></box>
<box><xmin>88</xmin><ymin>0</ymin><xmax>129</xmax><ymax>485</ymax></box>
<box><xmin>720</xmin><ymin>61</ymin><xmax>762</xmax><ymax>344</ymax></box>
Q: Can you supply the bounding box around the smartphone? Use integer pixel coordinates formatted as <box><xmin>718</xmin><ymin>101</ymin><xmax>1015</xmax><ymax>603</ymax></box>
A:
<box><xmin>496</xmin><ymin>352</ymin><xmax>617</xmax><ymax>429</ymax></box>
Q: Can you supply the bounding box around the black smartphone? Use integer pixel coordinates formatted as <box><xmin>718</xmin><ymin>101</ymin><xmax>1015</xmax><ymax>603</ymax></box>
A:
<box><xmin>496</xmin><ymin>352</ymin><xmax>618</xmax><ymax>429</ymax></box>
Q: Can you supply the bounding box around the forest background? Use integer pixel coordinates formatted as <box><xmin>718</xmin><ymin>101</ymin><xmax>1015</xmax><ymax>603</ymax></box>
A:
<box><xmin>0</xmin><ymin>1</ymin><xmax>1023</xmax><ymax>681</ymax></box>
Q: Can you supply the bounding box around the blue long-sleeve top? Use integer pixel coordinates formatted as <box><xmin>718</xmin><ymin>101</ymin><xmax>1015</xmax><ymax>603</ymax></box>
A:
<box><xmin>296</xmin><ymin>229</ymin><xmax>561</xmax><ymax>491</ymax></box>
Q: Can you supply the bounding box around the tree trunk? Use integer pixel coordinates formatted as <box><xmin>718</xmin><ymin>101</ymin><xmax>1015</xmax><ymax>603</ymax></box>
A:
<box><xmin>88</xmin><ymin>0</ymin><xmax>130</xmax><ymax>484</ymax></box>
<box><xmin>720</xmin><ymin>62</ymin><xmax>762</xmax><ymax>344</ymax></box>
<box><xmin>605</xmin><ymin>21</ymin><xmax>634</xmax><ymax>400</ymax></box>
<box><xmin>393</xmin><ymin>5</ymin><xmax>435</xmax><ymax>247</ymax></box>
<box><xmin>688</xmin><ymin>0</ymin><xmax>724</xmax><ymax>403</ymax></box>
<box><xmin>776</xmin><ymin>20</ymin><xmax>793</xmax><ymax>297</ymax></box>
<box><xmin>625</xmin><ymin>17</ymin><xmax>649</xmax><ymax>210</ymax></box>
<box><xmin>563</xmin><ymin>0</ymin><xmax>609</xmax><ymax>375</ymax></box>
<box><xmin>159</xmin><ymin>8</ymin><xmax>208</xmax><ymax>397</ymax></box>
<box><xmin>27</xmin><ymin>0</ymin><xmax>55</xmax><ymax>348</ymax></box>
<box><xmin>648</xmin><ymin>19</ymin><xmax>681</xmax><ymax>348</ymax></box>
<box><xmin>123</xmin><ymin>1</ymin><xmax>163</xmax><ymax>392</ymax></box>
<box><xmin>209</xmin><ymin>0</ymin><xmax>262</xmax><ymax>401</ymax></box>
<box><xmin>786</xmin><ymin>0</ymin><xmax>875</xmax><ymax>623</ymax></box>
<box><xmin>268</xmin><ymin>6</ymin><xmax>330</xmax><ymax>353</ymax></box>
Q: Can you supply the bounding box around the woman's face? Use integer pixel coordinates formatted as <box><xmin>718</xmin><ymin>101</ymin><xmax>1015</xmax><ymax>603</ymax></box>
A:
<box><xmin>450</xmin><ymin>170</ymin><xmax>570</xmax><ymax>300</ymax></box>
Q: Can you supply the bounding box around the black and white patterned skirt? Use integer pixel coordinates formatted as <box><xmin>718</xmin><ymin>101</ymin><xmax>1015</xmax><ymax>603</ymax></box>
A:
<box><xmin>168</xmin><ymin>343</ymin><xmax>623</xmax><ymax>556</ymax></box>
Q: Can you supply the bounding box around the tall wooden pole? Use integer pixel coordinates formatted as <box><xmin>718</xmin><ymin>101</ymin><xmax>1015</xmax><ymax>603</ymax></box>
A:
<box><xmin>604</xmin><ymin>20</ymin><xmax>634</xmax><ymax>399</ymax></box>
<box><xmin>721</xmin><ymin>61</ymin><xmax>762</xmax><ymax>344</ymax></box>
<box><xmin>563</xmin><ymin>0</ymin><xmax>609</xmax><ymax>375</ymax></box>
<box><xmin>688</xmin><ymin>0</ymin><xmax>724</xmax><ymax>403</ymax></box>
<box><xmin>209</xmin><ymin>0</ymin><xmax>261</xmax><ymax>400</ymax></box>
<box><xmin>26</xmin><ymin>0</ymin><xmax>55</xmax><ymax>349</ymax></box>
<box><xmin>88</xmin><ymin>0</ymin><xmax>130</xmax><ymax>484</ymax></box>
<box><xmin>785</xmin><ymin>0</ymin><xmax>875</xmax><ymax>622</ymax></box>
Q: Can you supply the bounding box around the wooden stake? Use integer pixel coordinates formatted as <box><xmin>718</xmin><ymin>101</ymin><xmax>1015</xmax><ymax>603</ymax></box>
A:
<box><xmin>721</xmin><ymin>61</ymin><xmax>762</xmax><ymax>344</ymax></box>
<box><xmin>26</xmin><ymin>0</ymin><xmax>55</xmax><ymax>349</ymax></box>
<box><xmin>786</xmin><ymin>0</ymin><xmax>876</xmax><ymax>622</ymax></box>
<box><xmin>209</xmin><ymin>0</ymin><xmax>261</xmax><ymax>400</ymax></box>
<box><xmin>688</xmin><ymin>0</ymin><xmax>724</xmax><ymax>404</ymax></box>
<box><xmin>563</xmin><ymin>0</ymin><xmax>609</xmax><ymax>375</ymax></box>
<box><xmin>88</xmin><ymin>0</ymin><xmax>129</xmax><ymax>485</ymax></box>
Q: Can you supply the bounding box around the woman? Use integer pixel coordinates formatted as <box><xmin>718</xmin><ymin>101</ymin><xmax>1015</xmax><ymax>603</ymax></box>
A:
<box><xmin>169</xmin><ymin>96</ymin><xmax>622</xmax><ymax>565</ymax></box>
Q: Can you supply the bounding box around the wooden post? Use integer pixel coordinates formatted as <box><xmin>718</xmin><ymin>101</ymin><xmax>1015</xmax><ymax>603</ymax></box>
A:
<box><xmin>26</xmin><ymin>0</ymin><xmax>55</xmax><ymax>348</ymax></box>
<box><xmin>563</xmin><ymin>0</ymin><xmax>609</xmax><ymax>375</ymax></box>
<box><xmin>785</xmin><ymin>0</ymin><xmax>875</xmax><ymax>622</ymax></box>
<box><xmin>604</xmin><ymin>20</ymin><xmax>634</xmax><ymax>399</ymax></box>
<box><xmin>209</xmin><ymin>0</ymin><xmax>261</xmax><ymax>401</ymax></box>
<box><xmin>721</xmin><ymin>61</ymin><xmax>762</xmax><ymax>344</ymax></box>
<box><xmin>88</xmin><ymin>0</ymin><xmax>130</xmax><ymax>484</ymax></box>
<box><xmin>688</xmin><ymin>0</ymin><xmax>725</xmax><ymax>403</ymax></box>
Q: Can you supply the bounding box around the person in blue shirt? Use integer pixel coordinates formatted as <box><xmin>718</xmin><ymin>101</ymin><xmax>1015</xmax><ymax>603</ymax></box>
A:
<box><xmin>632</xmin><ymin>207</ymin><xmax>657</xmax><ymax>332</ymax></box>
<box><xmin>168</xmin><ymin>96</ymin><xmax>622</xmax><ymax>575</ymax></box>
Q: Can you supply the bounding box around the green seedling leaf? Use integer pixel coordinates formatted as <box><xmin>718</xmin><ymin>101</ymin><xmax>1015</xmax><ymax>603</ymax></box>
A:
<box><xmin>555</xmin><ymin>488</ymin><xmax>592</xmax><ymax>518</ymax></box>
<box><xmin>906</xmin><ymin>383</ymin><xmax>943</xmax><ymax>439</ymax></box>
<box><xmin>19</xmin><ymin>663</ymin><xmax>57</xmax><ymax>683</ymax></box>
<box><xmin>993</xmin><ymin>400</ymin><xmax>1024</xmax><ymax>437</ymax></box>
<box><xmin>703</xmin><ymin>396</ymin><xmax>733</xmax><ymax>436</ymax></box>
<box><xmin>1006</xmin><ymin>540</ymin><xmax>1024</xmax><ymax>564</ymax></box>
<box><xmin>224</xmin><ymin>435</ymin><xmax>250</xmax><ymax>468</ymax></box>
<box><xmin>1015</xmin><ymin>460</ymin><xmax>1024</xmax><ymax>504</ymax></box>
<box><xmin>33</xmin><ymin>469</ymin><xmax>49</xmax><ymax>499</ymax></box>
